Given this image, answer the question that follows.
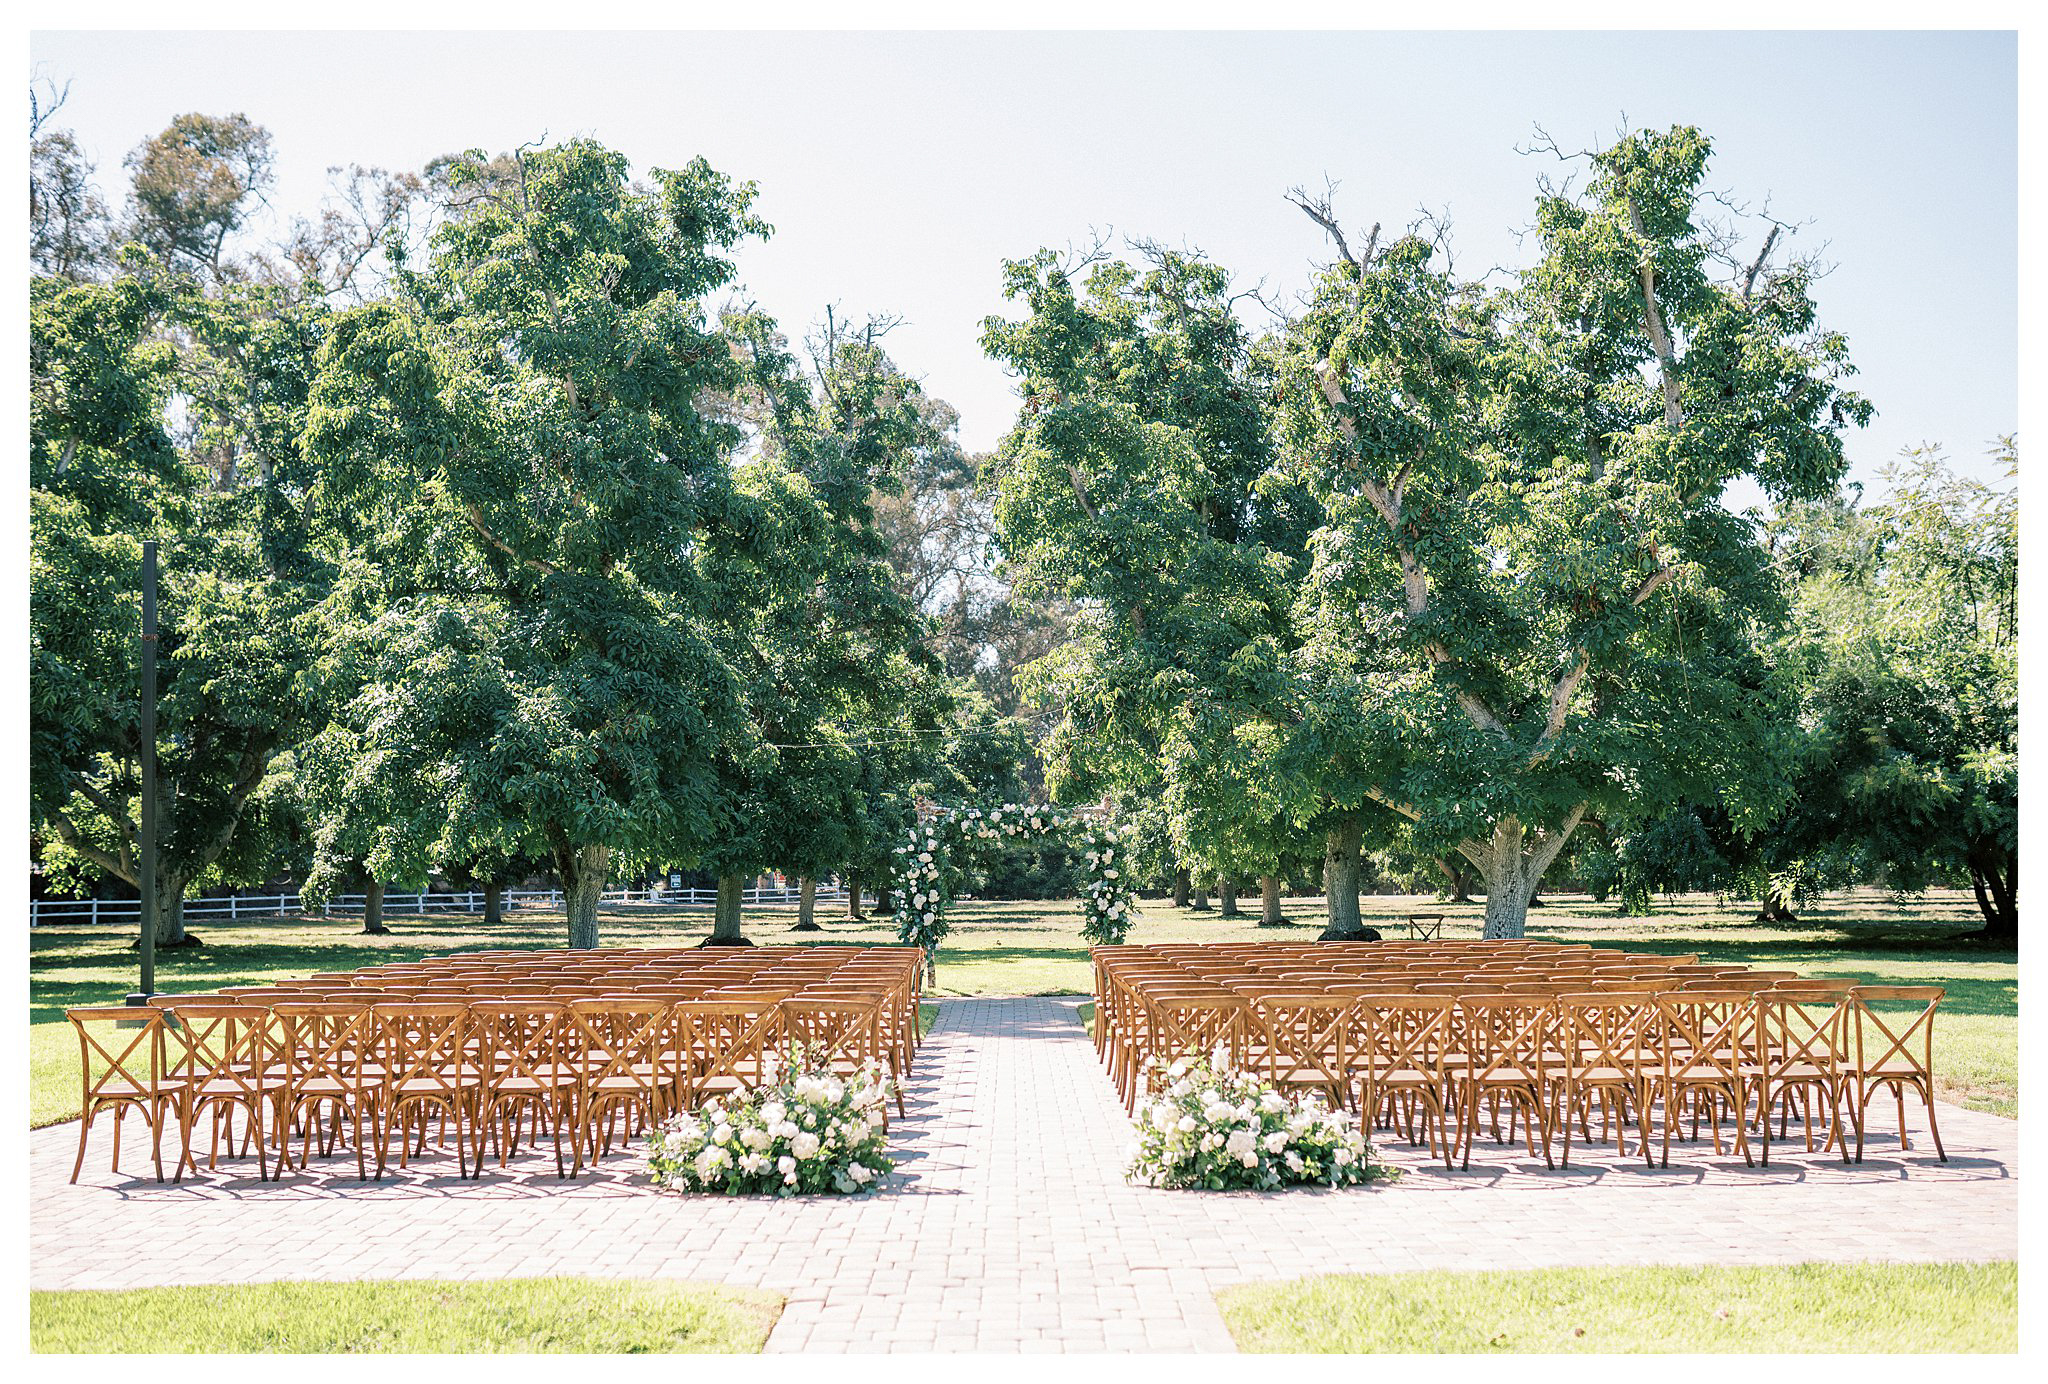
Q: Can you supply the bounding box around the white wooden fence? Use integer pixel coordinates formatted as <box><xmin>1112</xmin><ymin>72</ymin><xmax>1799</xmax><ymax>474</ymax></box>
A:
<box><xmin>28</xmin><ymin>880</ymin><xmax>848</xmax><ymax>927</ymax></box>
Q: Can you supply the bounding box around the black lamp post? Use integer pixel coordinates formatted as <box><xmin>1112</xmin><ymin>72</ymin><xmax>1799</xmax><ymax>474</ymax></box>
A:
<box><xmin>130</xmin><ymin>539</ymin><xmax>159</xmax><ymax>1004</ymax></box>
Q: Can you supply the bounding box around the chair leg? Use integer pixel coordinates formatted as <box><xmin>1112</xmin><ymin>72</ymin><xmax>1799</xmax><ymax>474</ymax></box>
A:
<box><xmin>70</xmin><ymin>1107</ymin><xmax>94</xmax><ymax>1184</ymax></box>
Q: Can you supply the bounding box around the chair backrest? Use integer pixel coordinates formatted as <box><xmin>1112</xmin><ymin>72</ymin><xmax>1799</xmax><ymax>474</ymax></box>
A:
<box><xmin>1556</xmin><ymin>992</ymin><xmax>1655</xmax><ymax>1075</ymax></box>
<box><xmin>371</xmin><ymin>1003</ymin><xmax>471</xmax><ymax>1102</ymax></box>
<box><xmin>1457</xmin><ymin>995</ymin><xmax>1553</xmax><ymax>1083</ymax></box>
<box><xmin>160</xmin><ymin>1001</ymin><xmax>275</xmax><ymax>1099</ymax></box>
<box><xmin>66</xmin><ymin>1006</ymin><xmax>168</xmax><ymax>1107</ymax></box>
<box><xmin>1652</xmin><ymin>989</ymin><xmax>1756</xmax><ymax>1082</ymax></box>
<box><xmin>1754</xmin><ymin>987</ymin><xmax>1849</xmax><ymax>1074</ymax></box>
<box><xmin>273</xmin><ymin>1000</ymin><xmax>379</xmax><ymax>1096</ymax></box>
<box><xmin>469</xmin><ymin>1000</ymin><xmax>569</xmax><ymax>1090</ymax></box>
<box><xmin>779</xmin><ymin>997</ymin><xmax>884</xmax><ymax>1067</ymax></box>
<box><xmin>674</xmin><ymin>999</ymin><xmax>784</xmax><ymax>1093</ymax></box>
<box><xmin>1848</xmin><ymin>984</ymin><xmax>1944</xmax><ymax>1078</ymax></box>
<box><xmin>1242</xmin><ymin>992</ymin><xmax>1353</xmax><ymax>1088</ymax></box>
<box><xmin>1357</xmin><ymin>995</ymin><xmax>1455</xmax><ymax>1084</ymax></box>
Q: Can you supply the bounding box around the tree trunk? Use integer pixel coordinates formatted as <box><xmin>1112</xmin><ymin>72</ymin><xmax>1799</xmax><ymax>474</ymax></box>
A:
<box><xmin>1755</xmin><ymin>893</ymin><xmax>1798</xmax><ymax>923</ymax></box>
<box><xmin>1436</xmin><ymin>856</ymin><xmax>1473</xmax><ymax>903</ymax></box>
<box><xmin>1172</xmin><ymin>867</ymin><xmax>1191</xmax><ymax>908</ymax></box>
<box><xmin>1968</xmin><ymin>850</ymin><xmax>2017</xmax><ymax>947</ymax></box>
<box><xmin>561</xmin><ymin>842</ymin><xmax>608</xmax><ymax>949</ymax></box>
<box><xmin>1260</xmin><ymin>874</ymin><xmax>1285</xmax><ymax>927</ymax></box>
<box><xmin>1320</xmin><ymin>817</ymin><xmax>1366</xmax><ymax>940</ymax></box>
<box><xmin>1218</xmin><ymin>877</ymin><xmax>1240</xmax><ymax>917</ymax></box>
<box><xmin>131</xmin><ymin>880</ymin><xmax>194</xmax><ymax>949</ymax></box>
<box><xmin>361</xmin><ymin>879</ymin><xmax>389</xmax><ymax>935</ymax></box>
<box><xmin>791</xmin><ymin>875</ymin><xmax>822</xmax><ymax>932</ymax></box>
<box><xmin>143</xmin><ymin>888</ymin><xmax>190</xmax><ymax>948</ymax></box>
<box><xmin>875</xmin><ymin>886</ymin><xmax>893</xmax><ymax>915</ymax></box>
<box><xmin>705</xmin><ymin>873</ymin><xmax>753</xmax><ymax>946</ymax></box>
<box><xmin>845</xmin><ymin>872</ymin><xmax>864</xmax><ymax>920</ymax></box>
<box><xmin>483</xmin><ymin>879</ymin><xmax>503</xmax><ymax>926</ymax></box>
<box><xmin>1472</xmin><ymin>809</ymin><xmax>1585</xmax><ymax>939</ymax></box>
<box><xmin>1191</xmin><ymin>877</ymin><xmax>1210</xmax><ymax>911</ymax></box>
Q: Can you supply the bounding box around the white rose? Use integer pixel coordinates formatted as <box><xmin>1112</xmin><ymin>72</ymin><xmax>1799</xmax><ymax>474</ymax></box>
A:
<box><xmin>849</xmin><ymin>1163</ymin><xmax>874</xmax><ymax>1184</ymax></box>
<box><xmin>1177</xmin><ymin>1114</ymin><xmax>1197</xmax><ymax>1133</ymax></box>
<box><xmin>777</xmin><ymin>1155</ymin><xmax>797</xmax><ymax>1175</ymax></box>
<box><xmin>1225</xmin><ymin>1129</ymin><xmax>1258</xmax><ymax>1165</ymax></box>
<box><xmin>792</xmin><ymin>1132</ymin><xmax>822</xmax><ymax>1160</ymax></box>
<box><xmin>1334</xmin><ymin>1146</ymin><xmax>1356</xmax><ymax>1166</ymax></box>
<box><xmin>1264</xmin><ymin>1131</ymin><xmax>1289</xmax><ymax>1153</ymax></box>
<box><xmin>760</xmin><ymin>1102</ymin><xmax>786</xmax><ymax>1127</ymax></box>
<box><xmin>1285</xmin><ymin>1152</ymin><xmax>1305</xmax><ymax>1173</ymax></box>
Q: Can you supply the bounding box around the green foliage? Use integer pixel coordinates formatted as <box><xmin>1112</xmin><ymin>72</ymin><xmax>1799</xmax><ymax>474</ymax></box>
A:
<box><xmin>1752</xmin><ymin>442</ymin><xmax>2018</xmax><ymax>934</ymax></box>
<box><xmin>123</xmin><ymin>112</ymin><xmax>276</xmax><ymax>280</ymax></box>
<box><xmin>297</xmin><ymin>140</ymin><xmax>774</xmax><ymax>939</ymax></box>
<box><xmin>30</xmin><ymin>254</ymin><xmax>329</xmax><ymax>938</ymax></box>
<box><xmin>983</xmin><ymin>127</ymin><xmax>1874</xmax><ymax>939</ymax></box>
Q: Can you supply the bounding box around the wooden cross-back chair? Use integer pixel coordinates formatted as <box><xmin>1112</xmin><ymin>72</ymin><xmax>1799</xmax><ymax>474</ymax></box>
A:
<box><xmin>1355</xmin><ymin>994</ymin><xmax>1456</xmax><ymax>1167</ymax></box>
<box><xmin>1649</xmin><ymin>989</ymin><xmax>1756</xmax><ymax>1167</ymax></box>
<box><xmin>1847</xmin><ymin>985</ymin><xmax>1947</xmax><ymax>1162</ymax></box>
<box><xmin>1553</xmin><ymin>993</ymin><xmax>1655</xmax><ymax>1166</ymax></box>
<box><xmin>469</xmin><ymin>1000</ymin><xmax>578</xmax><ymax>1177</ymax></box>
<box><xmin>65</xmin><ymin>1006</ymin><xmax>181</xmax><ymax>1183</ymax></box>
<box><xmin>565</xmin><ymin>998</ymin><xmax>671</xmax><ymax>1163</ymax></box>
<box><xmin>1752</xmin><ymin>980</ymin><xmax>1855</xmax><ymax>1164</ymax></box>
<box><xmin>372</xmin><ymin>1002</ymin><xmax>476</xmax><ymax>1178</ymax></box>
<box><xmin>1453</xmin><ymin>995</ymin><xmax>1555</xmax><ymax>1169</ymax></box>
<box><xmin>274</xmin><ymin>1000</ymin><xmax>383</xmax><ymax>1179</ymax></box>
<box><xmin>159</xmin><ymin>1001</ymin><xmax>284</xmax><ymax>1182</ymax></box>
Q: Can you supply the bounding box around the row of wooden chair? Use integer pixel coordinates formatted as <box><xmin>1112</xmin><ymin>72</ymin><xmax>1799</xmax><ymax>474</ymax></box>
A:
<box><xmin>1094</xmin><ymin>942</ymin><xmax>1947</xmax><ymax>1170</ymax></box>
<box><xmin>67</xmin><ymin>945</ymin><xmax>923</xmax><ymax>1184</ymax></box>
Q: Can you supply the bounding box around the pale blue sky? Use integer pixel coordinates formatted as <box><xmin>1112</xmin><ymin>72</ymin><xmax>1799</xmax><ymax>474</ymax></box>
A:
<box><xmin>30</xmin><ymin>29</ymin><xmax>2018</xmax><ymax>491</ymax></box>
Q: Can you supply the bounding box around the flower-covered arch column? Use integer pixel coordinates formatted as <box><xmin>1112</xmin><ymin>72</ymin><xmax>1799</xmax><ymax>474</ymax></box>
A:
<box><xmin>887</xmin><ymin>802</ymin><xmax>1137</xmax><ymax>986</ymax></box>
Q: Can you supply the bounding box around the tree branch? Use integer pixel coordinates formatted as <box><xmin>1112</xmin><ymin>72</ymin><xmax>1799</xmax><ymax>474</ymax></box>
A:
<box><xmin>1286</xmin><ymin>181</ymin><xmax>1378</xmax><ymax>269</ymax></box>
<box><xmin>1316</xmin><ymin>361</ymin><xmax>1508</xmax><ymax>737</ymax></box>
<box><xmin>1624</xmin><ymin>194</ymin><xmax>1684</xmax><ymax>428</ymax></box>
<box><xmin>1364</xmin><ymin>788</ymin><xmax>1421</xmax><ymax>822</ymax></box>
<box><xmin>69</xmin><ymin>772</ymin><xmax>139</xmax><ymax>869</ymax></box>
<box><xmin>463</xmin><ymin>503</ymin><xmax>560</xmax><ymax>576</ymax></box>
<box><xmin>1630</xmin><ymin>566</ymin><xmax>1677</xmax><ymax>606</ymax></box>
<box><xmin>47</xmin><ymin>805</ymin><xmax>138</xmax><ymax>887</ymax></box>
<box><xmin>1530</xmin><ymin>647</ymin><xmax>1591</xmax><ymax>764</ymax></box>
<box><xmin>1740</xmin><ymin>224</ymin><xmax>1781</xmax><ymax>304</ymax></box>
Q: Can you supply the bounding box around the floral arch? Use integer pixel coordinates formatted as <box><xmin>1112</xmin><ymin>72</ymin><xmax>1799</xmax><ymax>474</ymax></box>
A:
<box><xmin>887</xmin><ymin>802</ymin><xmax>1138</xmax><ymax>983</ymax></box>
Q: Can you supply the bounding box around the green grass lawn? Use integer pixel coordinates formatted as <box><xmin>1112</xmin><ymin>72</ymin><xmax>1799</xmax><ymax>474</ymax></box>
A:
<box><xmin>30</xmin><ymin>1276</ymin><xmax>781</xmax><ymax>1353</ymax></box>
<box><xmin>1217</xmin><ymin>1261</ymin><xmax>2017</xmax><ymax>1353</ymax></box>
<box><xmin>28</xmin><ymin>888</ymin><xmax>2015</xmax><ymax>1125</ymax></box>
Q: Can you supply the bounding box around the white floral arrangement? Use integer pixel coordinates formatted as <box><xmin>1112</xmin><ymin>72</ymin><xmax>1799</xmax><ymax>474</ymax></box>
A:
<box><xmin>644</xmin><ymin>1047</ymin><xmax>894</xmax><ymax>1196</ymax></box>
<box><xmin>1125</xmin><ymin>1050</ymin><xmax>1390</xmax><ymax>1191</ymax></box>
<box><xmin>889</xmin><ymin>803</ymin><xmax>1139</xmax><ymax>967</ymax></box>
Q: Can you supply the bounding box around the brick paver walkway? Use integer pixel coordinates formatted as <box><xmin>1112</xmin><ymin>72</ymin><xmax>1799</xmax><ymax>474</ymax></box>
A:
<box><xmin>31</xmin><ymin>997</ymin><xmax>2017</xmax><ymax>1352</ymax></box>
